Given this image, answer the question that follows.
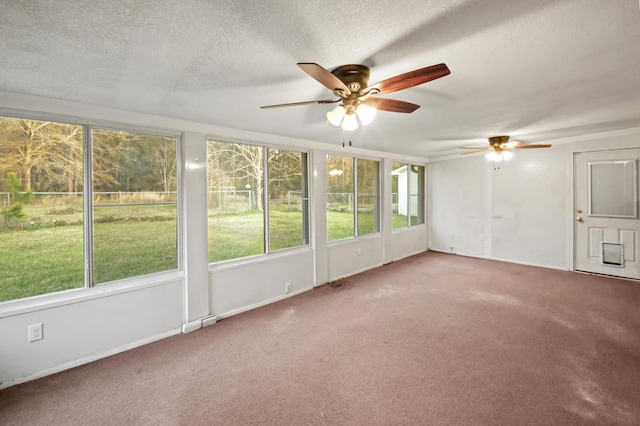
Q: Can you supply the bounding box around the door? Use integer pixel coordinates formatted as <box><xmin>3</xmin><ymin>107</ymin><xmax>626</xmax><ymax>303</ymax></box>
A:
<box><xmin>575</xmin><ymin>149</ymin><xmax>640</xmax><ymax>279</ymax></box>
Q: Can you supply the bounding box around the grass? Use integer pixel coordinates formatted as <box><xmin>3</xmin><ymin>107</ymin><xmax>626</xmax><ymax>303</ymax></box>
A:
<box><xmin>1</xmin><ymin>202</ymin><xmax>414</xmax><ymax>302</ymax></box>
<box><xmin>0</xmin><ymin>225</ymin><xmax>84</xmax><ymax>301</ymax></box>
<box><xmin>93</xmin><ymin>220</ymin><xmax>177</xmax><ymax>283</ymax></box>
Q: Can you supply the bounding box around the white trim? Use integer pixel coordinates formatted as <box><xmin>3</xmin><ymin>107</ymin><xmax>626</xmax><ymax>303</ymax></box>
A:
<box><xmin>182</xmin><ymin>320</ymin><xmax>202</xmax><ymax>333</ymax></box>
<box><xmin>209</xmin><ymin>246</ymin><xmax>314</xmax><ymax>273</ymax></box>
<box><xmin>215</xmin><ymin>287</ymin><xmax>313</xmax><ymax>321</ymax></box>
<box><xmin>0</xmin><ymin>328</ymin><xmax>181</xmax><ymax>391</ymax></box>
<box><xmin>181</xmin><ymin>314</ymin><xmax>217</xmax><ymax>333</ymax></box>
<box><xmin>390</xmin><ymin>249</ymin><xmax>429</xmax><ymax>264</ymax></box>
<box><xmin>328</xmin><ymin>262</ymin><xmax>384</xmax><ymax>283</ymax></box>
<box><xmin>428</xmin><ymin>250</ymin><xmax>570</xmax><ymax>272</ymax></box>
<box><xmin>0</xmin><ymin>273</ymin><xmax>184</xmax><ymax>318</ymax></box>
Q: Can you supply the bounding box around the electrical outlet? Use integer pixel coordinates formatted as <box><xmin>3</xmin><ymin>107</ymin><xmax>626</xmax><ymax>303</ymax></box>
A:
<box><xmin>28</xmin><ymin>323</ymin><xmax>43</xmax><ymax>342</ymax></box>
<box><xmin>357</xmin><ymin>247</ymin><xmax>362</xmax><ymax>256</ymax></box>
<box><xmin>285</xmin><ymin>282</ymin><xmax>292</xmax><ymax>294</ymax></box>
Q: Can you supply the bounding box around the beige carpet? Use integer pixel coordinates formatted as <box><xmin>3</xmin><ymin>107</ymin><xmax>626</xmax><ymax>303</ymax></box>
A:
<box><xmin>1</xmin><ymin>252</ymin><xmax>639</xmax><ymax>425</ymax></box>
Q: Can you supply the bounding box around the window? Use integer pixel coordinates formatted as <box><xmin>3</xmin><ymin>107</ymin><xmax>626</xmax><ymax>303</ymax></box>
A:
<box><xmin>0</xmin><ymin>117</ymin><xmax>179</xmax><ymax>302</ymax></box>
<box><xmin>91</xmin><ymin>129</ymin><xmax>178</xmax><ymax>284</ymax></box>
<box><xmin>357</xmin><ymin>158</ymin><xmax>380</xmax><ymax>236</ymax></box>
<box><xmin>410</xmin><ymin>164</ymin><xmax>425</xmax><ymax>225</ymax></box>
<box><xmin>0</xmin><ymin>118</ymin><xmax>84</xmax><ymax>301</ymax></box>
<box><xmin>392</xmin><ymin>162</ymin><xmax>425</xmax><ymax>229</ymax></box>
<box><xmin>327</xmin><ymin>154</ymin><xmax>379</xmax><ymax>241</ymax></box>
<box><xmin>588</xmin><ymin>160</ymin><xmax>637</xmax><ymax>218</ymax></box>
<box><xmin>207</xmin><ymin>141</ymin><xmax>309</xmax><ymax>262</ymax></box>
<box><xmin>327</xmin><ymin>155</ymin><xmax>354</xmax><ymax>240</ymax></box>
<box><xmin>268</xmin><ymin>149</ymin><xmax>309</xmax><ymax>251</ymax></box>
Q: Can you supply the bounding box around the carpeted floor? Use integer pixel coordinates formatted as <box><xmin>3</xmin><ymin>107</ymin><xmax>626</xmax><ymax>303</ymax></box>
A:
<box><xmin>1</xmin><ymin>252</ymin><xmax>639</xmax><ymax>425</ymax></box>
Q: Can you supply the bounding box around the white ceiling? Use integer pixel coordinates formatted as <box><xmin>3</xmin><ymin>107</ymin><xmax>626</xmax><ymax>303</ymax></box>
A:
<box><xmin>1</xmin><ymin>0</ymin><xmax>639</xmax><ymax>158</ymax></box>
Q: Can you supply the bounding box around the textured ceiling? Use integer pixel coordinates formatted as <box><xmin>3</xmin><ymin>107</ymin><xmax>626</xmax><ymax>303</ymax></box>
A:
<box><xmin>1</xmin><ymin>0</ymin><xmax>640</xmax><ymax>158</ymax></box>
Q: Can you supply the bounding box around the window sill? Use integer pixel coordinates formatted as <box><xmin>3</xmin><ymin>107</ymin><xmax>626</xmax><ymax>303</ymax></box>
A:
<box><xmin>209</xmin><ymin>245</ymin><xmax>314</xmax><ymax>273</ymax></box>
<box><xmin>0</xmin><ymin>270</ymin><xmax>185</xmax><ymax>318</ymax></box>
<box><xmin>391</xmin><ymin>223</ymin><xmax>427</xmax><ymax>233</ymax></box>
<box><xmin>327</xmin><ymin>232</ymin><xmax>382</xmax><ymax>247</ymax></box>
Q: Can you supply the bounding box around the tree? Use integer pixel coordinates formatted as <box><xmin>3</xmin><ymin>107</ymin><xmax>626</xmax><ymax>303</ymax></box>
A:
<box><xmin>144</xmin><ymin>135</ymin><xmax>177</xmax><ymax>193</ymax></box>
<box><xmin>326</xmin><ymin>154</ymin><xmax>354</xmax><ymax>193</ymax></box>
<box><xmin>0</xmin><ymin>118</ymin><xmax>83</xmax><ymax>192</ymax></box>
<box><xmin>267</xmin><ymin>149</ymin><xmax>305</xmax><ymax>199</ymax></box>
<box><xmin>1</xmin><ymin>172</ymin><xmax>33</xmax><ymax>228</ymax></box>
<box><xmin>208</xmin><ymin>141</ymin><xmax>264</xmax><ymax>211</ymax></box>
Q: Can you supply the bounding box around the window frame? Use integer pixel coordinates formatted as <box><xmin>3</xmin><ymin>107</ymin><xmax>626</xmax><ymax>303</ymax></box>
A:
<box><xmin>87</xmin><ymin>125</ymin><xmax>182</xmax><ymax>287</ymax></box>
<box><xmin>326</xmin><ymin>153</ymin><xmax>381</xmax><ymax>242</ymax></box>
<box><xmin>392</xmin><ymin>162</ymin><xmax>426</xmax><ymax>230</ymax></box>
<box><xmin>206</xmin><ymin>139</ymin><xmax>311</xmax><ymax>264</ymax></box>
<box><xmin>0</xmin><ymin>111</ymin><xmax>183</xmax><ymax>304</ymax></box>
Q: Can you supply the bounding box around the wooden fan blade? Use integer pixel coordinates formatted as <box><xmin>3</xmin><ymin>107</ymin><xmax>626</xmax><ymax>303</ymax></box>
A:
<box><xmin>368</xmin><ymin>63</ymin><xmax>450</xmax><ymax>95</ymax></box>
<box><xmin>364</xmin><ymin>97</ymin><xmax>420</xmax><ymax>113</ymax></box>
<box><xmin>261</xmin><ymin>99</ymin><xmax>339</xmax><ymax>109</ymax></box>
<box><xmin>461</xmin><ymin>149</ymin><xmax>489</xmax><ymax>155</ymax></box>
<box><xmin>297</xmin><ymin>63</ymin><xmax>351</xmax><ymax>97</ymax></box>
<box><xmin>513</xmin><ymin>144</ymin><xmax>552</xmax><ymax>149</ymax></box>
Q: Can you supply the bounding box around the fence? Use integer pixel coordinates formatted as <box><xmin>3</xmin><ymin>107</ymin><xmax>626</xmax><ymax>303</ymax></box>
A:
<box><xmin>1</xmin><ymin>191</ymin><xmax>177</xmax><ymax>204</ymax></box>
<box><xmin>3</xmin><ymin>191</ymin><xmax>400</xmax><ymax>216</ymax></box>
<box><xmin>207</xmin><ymin>190</ymin><xmax>255</xmax><ymax>212</ymax></box>
<box><xmin>1</xmin><ymin>191</ymin><xmax>178</xmax><ymax>226</ymax></box>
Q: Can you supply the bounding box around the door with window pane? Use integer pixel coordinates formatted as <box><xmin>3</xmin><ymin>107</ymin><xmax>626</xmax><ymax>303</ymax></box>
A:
<box><xmin>574</xmin><ymin>149</ymin><xmax>640</xmax><ymax>279</ymax></box>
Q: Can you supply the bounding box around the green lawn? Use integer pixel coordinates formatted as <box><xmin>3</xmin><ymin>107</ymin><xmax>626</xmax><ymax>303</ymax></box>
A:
<box><xmin>0</xmin><ymin>225</ymin><xmax>84</xmax><ymax>301</ymax></box>
<box><xmin>1</xmin><ymin>206</ymin><xmax>414</xmax><ymax>302</ymax></box>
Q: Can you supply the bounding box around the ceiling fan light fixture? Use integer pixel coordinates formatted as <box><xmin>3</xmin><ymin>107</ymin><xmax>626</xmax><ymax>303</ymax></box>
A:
<box><xmin>341</xmin><ymin>113</ymin><xmax>359</xmax><ymax>131</ymax></box>
<box><xmin>485</xmin><ymin>150</ymin><xmax>513</xmax><ymax>162</ymax></box>
<box><xmin>356</xmin><ymin>103</ymin><xmax>377</xmax><ymax>125</ymax></box>
<box><xmin>460</xmin><ymin>136</ymin><xmax>550</xmax><ymax>160</ymax></box>
<box><xmin>485</xmin><ymin>151</ymin><xmax>502</xmax><ymax>162</ymax></box>
<box><xmin>326</xmin><ymin>105</ymin><xmax>346</xmax><ymax>126</ymax></box>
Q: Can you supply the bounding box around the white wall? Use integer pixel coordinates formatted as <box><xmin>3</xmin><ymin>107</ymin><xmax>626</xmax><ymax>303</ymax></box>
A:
<box><xmin>429</xmin><ymin>129</ymin><xmax>640</xmax><ymax>270</ymax></box>
<box><xmin>0</xmin><ymin>278</ymin><xmax>183</xmax><ymax>388</ymax></box>
<box><xmin>490</xmin><ymin>145</ymin><xmax>571</xmax><ymax>268</ymax></box>
<box><xmin>0</xmin><ymin>92</ymin><xmax>429</xmax><ymax>388</ymax></box>
<box><xmin>211</xmin><ymin>250</ymin><xmax>315</xmax><ymax>318</ymax></box>
<box><xmin>429</xmin><ymin>156</ymin><xmax>487</xmax><ymax>256</ymax></box>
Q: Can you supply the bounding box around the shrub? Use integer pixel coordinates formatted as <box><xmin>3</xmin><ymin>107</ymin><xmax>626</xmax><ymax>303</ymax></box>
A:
<box><xmin>2</xmin><ymin>173</ymin><xmax>33</xmax><ymax>229</ymax></box>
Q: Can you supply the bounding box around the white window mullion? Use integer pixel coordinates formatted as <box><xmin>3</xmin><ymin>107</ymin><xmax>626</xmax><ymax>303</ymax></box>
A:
<box><xmin>83</xmin><ymin>125</ymin><xmax>94</xmax><ymax>287</ymax></box>
<box><xmin>263</xmin><ymin>147</ymin><xmax>270</xmax><ymax>253</ymax></box>
<box><xmin>353</xmin><ymin>157</ymin><xmax>358</xmax><ymax>237</ymax></box>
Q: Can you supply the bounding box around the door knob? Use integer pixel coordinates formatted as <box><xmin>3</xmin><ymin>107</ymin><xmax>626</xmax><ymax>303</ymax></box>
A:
<box><xmin>576</xmin><ymin>216</ymin><xmax>583</xmax><ymax>222</ymax></box>
<box><xmin>577</xmin><ymin>209</ymin><xmax>583</xmax><ymax>214</ymax></box>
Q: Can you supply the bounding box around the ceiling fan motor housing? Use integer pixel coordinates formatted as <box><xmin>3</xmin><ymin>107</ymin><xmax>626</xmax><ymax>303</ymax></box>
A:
<box><xmin>331</xmin><ymin>64</ymin><xmax>370</xmax><ymax>94</ymax></box>
<box><xmin>489</xmin><ymin>135</ymin><xmax>510</xmax><ymax>146</ymax></box>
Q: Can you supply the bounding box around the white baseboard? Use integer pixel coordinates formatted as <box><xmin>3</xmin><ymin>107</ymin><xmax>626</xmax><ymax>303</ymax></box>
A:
<box><xmin>216</xmin><ymin>287</ymin><xmax>312</xmax><ymax>321</ymax></box>
<box><xmin>0</xmin><ymin>328</ymin><xmax>181</xmax><ymax>390</ymax></box>
<box><xmin>428</xmin><ymin>249</ymin><xmax>569</xmax><ymax>271</ymax></box>
<box><xmin>182</xmin><ymin>314</ymin><xmax>217</xmax><ymax>333</ymax></box>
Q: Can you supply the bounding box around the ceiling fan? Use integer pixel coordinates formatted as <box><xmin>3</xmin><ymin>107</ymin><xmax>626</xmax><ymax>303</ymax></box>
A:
<box><xmin>459</xmin><ymin>136</ymin><xmax>552</xmax><ymax>161</ymax></box>
<box><xmin>261</xmin><ymin>62</ymin><xmax>450</xmax><ymax>130</ymax></box>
